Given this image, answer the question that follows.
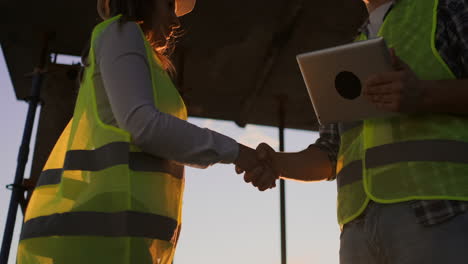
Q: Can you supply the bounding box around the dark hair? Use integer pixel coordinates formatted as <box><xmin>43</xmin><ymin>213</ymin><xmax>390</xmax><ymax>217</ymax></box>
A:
<box><xmin>80</xmin><ymin>0</ymin><xmax>179</xmax><ymax>83</ymax></box>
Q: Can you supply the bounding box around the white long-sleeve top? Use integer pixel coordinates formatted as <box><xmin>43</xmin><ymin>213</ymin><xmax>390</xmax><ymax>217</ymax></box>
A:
<box><xmin>92</xmin><ymin>20</ymin><xmax>239</xmax><ymax>168</ymax></box>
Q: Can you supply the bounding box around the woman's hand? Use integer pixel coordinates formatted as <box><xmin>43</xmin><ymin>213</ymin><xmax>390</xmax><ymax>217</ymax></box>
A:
<box><xmin>234</xmin><ymin>143</ymin><xmax>279</xmax><ymax>191</ymax></box>
<box><xmin>234</xmin><ymin>144</ymin><xmax>260</xmax><ymax>172</ymax></box>
<box><xmin>363</xmin><ymin>49</ymin><xmax>426</xmax><ymax>113</ymax></box>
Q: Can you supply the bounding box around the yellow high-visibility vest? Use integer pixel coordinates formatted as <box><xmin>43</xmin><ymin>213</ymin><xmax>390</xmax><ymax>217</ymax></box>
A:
<box><xmin>17</xmin><ymin>15</ymin><xmax>188</xmax><ymax>264</ymax></box>
<box><xmin>337</xmin><ymin>0</ymin><xmax>468</xmax><ymax>226</ymax></box>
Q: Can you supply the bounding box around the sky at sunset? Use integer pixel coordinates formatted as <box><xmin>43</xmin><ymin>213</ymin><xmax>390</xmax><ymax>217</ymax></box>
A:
<box><xmin>0</xmin><ymin>46</ymin><xmax>340</xmax><ymax>264</ymax></box>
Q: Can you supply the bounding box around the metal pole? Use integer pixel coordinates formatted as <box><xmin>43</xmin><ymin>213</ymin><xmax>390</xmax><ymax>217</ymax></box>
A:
<box><xmin>0</xmin><ymin>34</ymin><xmax>51</xmax><ymax>264</ymax></box>
<box><xmin>278</xmin><ymin>96</ymin><xmax>287</xmax><ymax>264</ymax></box>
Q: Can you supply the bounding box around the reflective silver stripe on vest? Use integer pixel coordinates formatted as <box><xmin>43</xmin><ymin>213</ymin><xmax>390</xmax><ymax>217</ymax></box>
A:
<box><xmin>36</xmin><ymin>142</ymin><xmax>184</xmax><ymax>187</ymax></box>
<box><xmin>337</xmin><ymin>160</ymin><xmax>363</xmax><ymax>188</ymax></box>
<box><xmin>338</xmin><ymin>121</ymin><xmax>363</xmax><ymax>134</ymax></box>
<box><xmin>366</xmin><ymin>140</ymin><xmax>468</xmax><ymax>168</ymax></box>
<box><xmin>20</xmin><ymin>211</ymin><xmax>178</xmax><ymax>241</ymax></box>
<box><xmin>36</xmin><ymin>169</ymin><xmax>63</xmax><ymax>187</ymax></box>
<box><xmin>64</xmin><ymin>142</ymin><xmax>130</xmax><ymax>171</ymax></box>
<box><xmin>64</xmin><ymin>142</ymin><xmax>183</xmax><ymax>178</ymax></box>
<box><xmin>337</xmin><ymin>139</ymin><xmax>468</xmax><ymax>189</ymax></box>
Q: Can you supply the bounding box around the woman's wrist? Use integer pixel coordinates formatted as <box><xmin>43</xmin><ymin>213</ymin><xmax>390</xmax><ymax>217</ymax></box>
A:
<box><xmin>234</xmin><ymin>144</ymin><xmax>258</xmax><ymax>171</ymax></box>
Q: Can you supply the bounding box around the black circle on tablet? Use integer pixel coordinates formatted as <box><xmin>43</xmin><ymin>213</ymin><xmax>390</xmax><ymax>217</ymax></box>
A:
<box><xmin>335</xmin><ymin>71</ymin><xmax>362</xmax><ymax>100</ymax></box>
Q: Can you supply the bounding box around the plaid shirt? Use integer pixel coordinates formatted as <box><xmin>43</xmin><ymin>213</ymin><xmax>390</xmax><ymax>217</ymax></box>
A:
<box><xmin>313</xmin><ymin>0</ymin><xmax>468</xmax><ymax>226</ymax></box>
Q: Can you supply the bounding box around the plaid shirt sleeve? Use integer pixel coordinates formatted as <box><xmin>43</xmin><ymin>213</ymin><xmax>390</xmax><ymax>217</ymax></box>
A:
<box><xmin>309</xmin><ymin>123</ymin><xmax>340</xmax><ymax>181</ymax></box>
<box><xmin>436</xmin><ymin>0</ymin><xmax>468</xmax><ymax>78</ymax></box>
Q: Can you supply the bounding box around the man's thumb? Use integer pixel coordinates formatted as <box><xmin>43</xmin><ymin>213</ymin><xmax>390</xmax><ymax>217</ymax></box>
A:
<box><xmin>256</xmin><ymin>143</ymin><xmax>273</xmax><ymax>161</ymax></box>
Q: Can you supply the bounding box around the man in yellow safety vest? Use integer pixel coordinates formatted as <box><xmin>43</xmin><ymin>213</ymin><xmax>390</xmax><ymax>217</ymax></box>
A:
<box><xmin>244</xmin><ymin>0</ymin><xmax>468</xmax><ymax>263</ymax></box>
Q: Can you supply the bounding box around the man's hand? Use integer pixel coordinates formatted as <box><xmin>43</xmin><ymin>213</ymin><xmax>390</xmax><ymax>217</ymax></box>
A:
<box><xmin>363</xmin><ymin>49</ymin><xmax>426</xmax><ymax>112</ymax></box>
<box><xmin>235</xmin><ymin>143</ymin><xmax>279</xmax><ymax>191</ymax></box>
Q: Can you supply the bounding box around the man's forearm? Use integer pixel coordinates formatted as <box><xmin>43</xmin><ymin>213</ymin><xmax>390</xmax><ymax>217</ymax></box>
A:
<box><xmin>273</xmin><ymin>146</ymin><xmax>333</xmax><ymax>182</ymax></box>
<box><xmin>422</xmin><ymin>79</ymin><xmax>468</xmax><ymax>115</ymax></box>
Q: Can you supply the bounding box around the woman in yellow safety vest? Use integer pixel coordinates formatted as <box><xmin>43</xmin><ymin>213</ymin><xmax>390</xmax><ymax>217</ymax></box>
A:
<box><xmin>17</xmin><ymin>0</ymin><xmax>277</xmax><ymax>263</ymax></box>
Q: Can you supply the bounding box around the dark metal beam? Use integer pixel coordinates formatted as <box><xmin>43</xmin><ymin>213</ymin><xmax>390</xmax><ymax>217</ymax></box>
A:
<box><xmin>278</xmin><ymin>95</ymin><xmax>287</xmax><ymax>264</ymax></box>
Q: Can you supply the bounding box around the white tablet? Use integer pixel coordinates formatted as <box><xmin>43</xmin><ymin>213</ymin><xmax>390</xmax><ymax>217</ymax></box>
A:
<box><xmin>297</xmin><ymin>37</ymin><xmax>395</xmax><ymax>125</ymax></box>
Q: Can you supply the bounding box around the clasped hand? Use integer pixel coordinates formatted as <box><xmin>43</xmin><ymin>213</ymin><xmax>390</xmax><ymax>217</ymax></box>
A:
<box><xmin>234</xmin><ymin>143</ymin><xmax>280</xmax><ymax>191</ymax></box>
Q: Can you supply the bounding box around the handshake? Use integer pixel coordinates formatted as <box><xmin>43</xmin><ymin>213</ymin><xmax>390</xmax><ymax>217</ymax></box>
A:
<box><xmin>234</xmin><ymin>143</ymin><xmax>281</xmax><ymax>191</ymax></box>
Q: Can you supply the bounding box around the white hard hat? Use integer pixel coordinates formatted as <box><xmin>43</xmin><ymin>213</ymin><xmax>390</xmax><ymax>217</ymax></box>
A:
<box><xmin>175</xmin><ymin>0</ymin><xmax>196</xmax><ymax>17</ymax></box>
